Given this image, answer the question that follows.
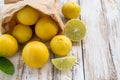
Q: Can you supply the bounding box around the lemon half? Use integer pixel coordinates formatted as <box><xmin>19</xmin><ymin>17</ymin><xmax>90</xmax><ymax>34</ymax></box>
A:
<box><xmin>65</xmin><ymin>19</ymin><xmax>86</xmax><ymax>42</ymax></box>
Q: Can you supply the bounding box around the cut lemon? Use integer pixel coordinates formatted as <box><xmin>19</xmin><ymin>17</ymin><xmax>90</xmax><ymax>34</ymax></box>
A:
<box><xmin>52</xmin><ymin>56</ymin><xmax>76</xmax><ymax>71</ymax></box>
<box><xmin>65</xmin><ymin>19</ymin><xmax>86</xmax><ymax>42</ymax></box>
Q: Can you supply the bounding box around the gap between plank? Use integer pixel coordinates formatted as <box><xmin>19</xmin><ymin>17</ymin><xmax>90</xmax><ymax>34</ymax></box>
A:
<box><xmin>108</xmin><ymin>43</ymin><xmax>118</xmax><ymax>80</ymax></box>
<box><xmin>81</xmin><ymin>41</ymin><xmax>86</xmax><ymax>80</ymax></box>
<box><xmin>78</xmin><ymin>0</ymin><xmax>86</xmax><ymax>80</ymax></box>
<box><xmin>100</xmin><ymin>0</ymin><xmax>118</xmax><ymax>79</ymax></box>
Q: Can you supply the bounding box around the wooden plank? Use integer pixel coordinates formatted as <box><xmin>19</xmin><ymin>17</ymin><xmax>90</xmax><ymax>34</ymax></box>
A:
<box><xmin>0</xmin><ymin>0</ymin><xmax>4</xmax><ymax>21</ymax></box>
<box><xmin>79</xmin><ymin>0</ymin><xmax>117</xmax><ymax>79</ymax></box>
<box><xmin>0</xmin><ymin>0</ymin><xmax>119</xmax><ymax>80</ymax></box>
<box><xmin>0</xmin><ymin>46</ymin><xmax>25</xmax><ymax>80</ymax></box>
<box><xmin>101</xmin><ymin>0</ymin><xmax>120</xmax><ymax>80</ymax></box>
<box><xmin>21</xmin><ymin>43</ymin><xmax>53</xmax><ymax>80</ymax></box>
<box><xmin>53</xmin><ymin>0</ymin><xmax>85</xmax><ymax>80</ymax></box>
<box><xmin>0</xmin><ymin>2</ymin><xmax>24</xmax><ymax>80</ymax></box>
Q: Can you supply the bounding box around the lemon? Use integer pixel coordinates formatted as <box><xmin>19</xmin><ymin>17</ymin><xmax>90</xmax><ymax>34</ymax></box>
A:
<box><xmin>22</xmin><ymin>41</ymin><xmax>49</xmax><ymax>68</ymax></box>
<box><xmin>17</xmin><ymin>6</ymin><xmax>40</xmax><ymax>25</ymax></box>
<box><xmin>65</xmin><ymin>19</ymin><xmax>86</xmax><ymax>42</ymax></box>
<box><xmin>50</xmin><ymin>35</ymin><xmax>72</xmax><ymax>57</ymax></box>
<box><xmin>39</xmin><ymin>11</ymin><xmax>49</xmax><ymax>17</ymax></box>
<box><xmin>12</xmin><ymin>24</ymin><xmax>32</xmax><ymax>43</ymax></box>
<box><xmin>62</xmin><ymin>2</ymin><xmax>80</xmax><ymax>19</ymax></box>
<box><xmin>52</xmin><ymin>56</ymin><xmax>76</xmax><ymax>70</ymax></box>
<box><xmin>0</xmin><ymin>34</ymin><xmax>18</xmax><ymax>57</ymax></box>
<box><xmin>35</xmin><ymin>17</ymin><xmax>59</xmax><ymax>41</ymax></box>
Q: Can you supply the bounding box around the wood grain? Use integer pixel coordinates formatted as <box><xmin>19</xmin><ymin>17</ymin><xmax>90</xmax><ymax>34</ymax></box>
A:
<box><xmin>102</xmin><ymin>0</ymin><xmax>120</xmax><ymax>80</ymax></box>
<box><xmin>0</xmin><ymin>0</ymin><xmax>120</xmax><ymax>80</ymax></box>
<box><xmin>53</xmin><ymin>0</ymin><xmax>84</xmax><ymax>80</ymax></box>
<box><xmin>80</xmin><ymin>0</ymin><xmax>118</xmax><ymax>79</ymax></box>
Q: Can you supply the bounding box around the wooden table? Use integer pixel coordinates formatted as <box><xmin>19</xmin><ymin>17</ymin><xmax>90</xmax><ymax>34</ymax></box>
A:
<box><xmin>0</xmin><ymin>0</ymin><xmax>120</xmax><ymax>80</ymax></box>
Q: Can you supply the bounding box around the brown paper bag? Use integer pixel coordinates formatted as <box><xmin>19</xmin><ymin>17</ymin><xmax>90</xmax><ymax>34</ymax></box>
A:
<box><xmin>0</xmin><ymin>0</ymin><xmax>64</xmax><ymax>35</ymax></box>
<box><xmin>5</xmin><ymin>0</ymin><xmax>20</xmax><ymax>4</ymax></box>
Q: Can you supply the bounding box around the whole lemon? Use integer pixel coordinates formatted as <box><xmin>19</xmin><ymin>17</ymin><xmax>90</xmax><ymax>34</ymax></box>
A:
<box><xmin>22</xmin><ymin>41</ymin><xmax>49</xmax><ymax>68</ymax></box>
<box><xmin>12</xmin><ymin>24</ymin><xmax>32</xmax><ymax>43</ymax></box>
<box><xmin>17</xmin><ymin>6</ymin><xmax>40</xmax><ymax>25</ymax></box>
<box><xmin>0</xmin><ymin>34</ymin><xmax>18</xmax><ymax>57</ymax></box>
<box><xmin>62</xmin><ymin>2</ymin><xmax>80</xmax><ymax>19</ymax></box>
<box><xmin>50</xmin><ymin>35</ymin><xmax>72</xmax><ymax>57</ymax></box>
<box><xmin>35</xmin><ymin>17</ymin><xmax>59</xmax><ymax>41</ymax></box>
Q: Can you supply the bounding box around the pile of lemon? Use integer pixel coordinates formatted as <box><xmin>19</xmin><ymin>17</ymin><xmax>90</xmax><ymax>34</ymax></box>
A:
<box><xmin>0</xmin><ymin>2</ymin><xmax>86</xmax><ymax>71</ymax></box>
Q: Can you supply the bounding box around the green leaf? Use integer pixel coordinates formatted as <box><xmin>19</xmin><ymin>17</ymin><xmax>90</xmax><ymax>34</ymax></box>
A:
<box><xmin>0</xmin><ymin>57</ymin><xmax>15</xmax><ymax>75</ymax></box>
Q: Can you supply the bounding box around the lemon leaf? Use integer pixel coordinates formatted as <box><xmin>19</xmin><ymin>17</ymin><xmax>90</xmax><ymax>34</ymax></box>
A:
<box><xmin>0</xmin><ymin>57</ymin><xmax>15</xmax><ymax>75</ymax></box>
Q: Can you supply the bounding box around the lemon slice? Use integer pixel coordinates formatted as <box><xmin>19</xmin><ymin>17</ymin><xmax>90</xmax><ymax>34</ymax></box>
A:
<box><xmin>65</xmin><ymin>19</ymin><xmax>86</xmax><ymax>42</ymax></box>
<box><xmin>52</xmin><ymin>56</ymin><xmax>76</xmax><ymax>70</ymax></box>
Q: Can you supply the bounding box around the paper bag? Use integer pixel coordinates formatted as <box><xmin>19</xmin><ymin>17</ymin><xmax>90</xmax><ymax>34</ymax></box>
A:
<box><xmin>0</xmin><ymin>0</ymin><xmax>64</xmax><ymax>35</ymax></box>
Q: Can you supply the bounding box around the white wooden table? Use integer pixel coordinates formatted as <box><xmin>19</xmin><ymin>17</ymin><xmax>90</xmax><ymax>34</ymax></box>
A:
<box><xmin>0</xmin><ymin>0</ymin><xmax>120</xmax><ymax>80</ymax></box>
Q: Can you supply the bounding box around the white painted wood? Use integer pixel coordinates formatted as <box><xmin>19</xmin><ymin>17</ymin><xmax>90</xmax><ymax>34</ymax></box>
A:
<box><xmin>102</xmin><ymin>0</ymin><xmax>120</xmax><ymax>80</ymax></box>
<box><xmin>21</xmin><ymin>42</ymin><xmax>53</xmax><ymax>80</ymax></box>
<box><xmin>0</xmin><ymin>0</ymin><xmax>120</xmax><ymax>80</ymax></box>
<box><xmin>0</xmin><ymin>0</ymin><xmax>4</xmax><ymax>12</ymax></box>
<box><xmin>0</xmin><ymin>0</ymin><xmax>4</xmax><ymax>22</ymax></box>
<box><xmin>0</xmin><ymin>49</ymin><xmax>22</xmax><ymax>80</ymax></box>
<box><xmin>54</xmin><ymin>0</ymin><xmax>85</xmax><ymax>80</ymax></box>
<box><xmin>80</xmin><ymin>0</ymin><xmax>117</xmax><ymax>79</ymax></box>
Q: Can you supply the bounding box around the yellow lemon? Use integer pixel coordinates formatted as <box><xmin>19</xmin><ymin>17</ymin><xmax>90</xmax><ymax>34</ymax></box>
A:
<box><xmin>62</xmin><ymin>2</ymin><xmax>80</xmax><ymax>19</ymax></box>
<box><xmin>39</xmin><ymin>11</ymin><xmax>49</xmax><ymax>17</ymax></box>
<box><xmin>50</xmin><ymin>35</ymin><xmax>72</xmax><ymax>57</ymax></box>
<box><xmin>17</xmin><ymin>6</ymin><xmax>40</xmax><ymax>25</ymax></box>
<box><xmin>22</xmin><ymin>41</ymin><xmax>49</xmax><ymax>68</ymax></box>
<box><xmin>35</xmin><ymin>17</ymin><xmax>59</xmax><ymax>41</ymax></box>
<box><xmin>12</xmin><ymin>24</ymin><xmax>32</xmax><ymax>43</ymax></box>
<box><xmin>0</xmin><ymin>34</ymin><xmax>18</xmax><ymax>57</ymax></box>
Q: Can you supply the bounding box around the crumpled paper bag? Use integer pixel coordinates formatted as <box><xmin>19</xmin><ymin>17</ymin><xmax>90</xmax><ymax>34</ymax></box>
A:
<box><xmin>0</xmin><ymin>0</ymin><xmax>64</xmax><ymax>34</ymax></box>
